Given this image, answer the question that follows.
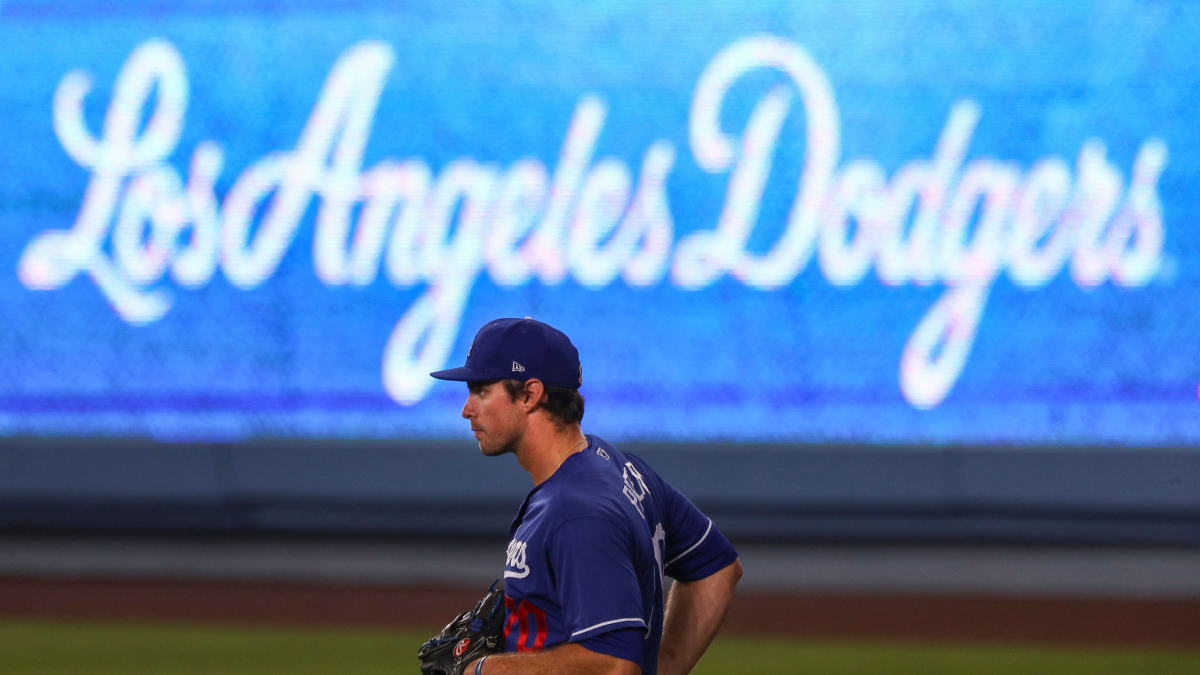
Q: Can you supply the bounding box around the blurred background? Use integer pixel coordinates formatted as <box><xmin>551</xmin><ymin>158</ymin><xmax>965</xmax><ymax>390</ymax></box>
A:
<box><xmin>1</xmin><ymin>1</ymin><xmax>1198</xmax><ymax>673</ymax></box>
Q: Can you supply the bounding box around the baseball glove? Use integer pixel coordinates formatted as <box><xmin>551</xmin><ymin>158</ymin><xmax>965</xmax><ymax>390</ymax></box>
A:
<box><xmin>417</xmin><ymin>580</ymin><xmax>506</xmax><ymax>675</ymax></box>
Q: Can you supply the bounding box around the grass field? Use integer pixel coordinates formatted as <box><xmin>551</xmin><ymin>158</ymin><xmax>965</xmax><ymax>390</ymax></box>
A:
<box><xmin>2</xmin><ymin>621</ymin><xmax>1199</xmax><ymax>675</ymax></box>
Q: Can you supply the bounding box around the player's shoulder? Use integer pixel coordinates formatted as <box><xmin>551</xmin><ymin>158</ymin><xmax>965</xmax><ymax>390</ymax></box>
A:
<box><xmin>589</xmin><ymin>436</ymin><xmax>668</xmax><ymax>492</ymax></box>
<box><xmin>583</xmin><ymin>436</ymin><xmax>661</xmax><ymax>487</ymax></box>
<box><xmin>537</xmin><ymin>435</ymin><xmax>637</xmax><ymax>523</ymax></box>
<box><xmin>588</xmin><ymin>434</ymin><xmax>642</xmax><ymax>468</ymax></box>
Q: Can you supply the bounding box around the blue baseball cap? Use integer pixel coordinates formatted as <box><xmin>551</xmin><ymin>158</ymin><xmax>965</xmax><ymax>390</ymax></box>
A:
<box><xmin>430</xmin><ymin>318</ymin><xmax>583</xmax><ymax>389</ymax></box>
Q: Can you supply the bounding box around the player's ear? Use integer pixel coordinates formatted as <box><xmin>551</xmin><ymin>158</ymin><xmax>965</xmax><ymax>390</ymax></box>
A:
<box><xmin>521</xmin><ymin>378</ymin><xmax>545</xmax><ymax>412</ymax></box>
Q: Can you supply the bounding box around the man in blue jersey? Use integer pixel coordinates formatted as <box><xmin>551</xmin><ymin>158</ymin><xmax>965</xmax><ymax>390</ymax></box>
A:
<box><xmin>430</xmin><ymin>318</ymin><xmax>742</xmax><ymax>675</ymax></box>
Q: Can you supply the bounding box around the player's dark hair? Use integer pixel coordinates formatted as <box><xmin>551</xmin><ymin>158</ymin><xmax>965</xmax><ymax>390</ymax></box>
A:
<box><xmin>503</xmin><ymin>379</ymin><xmax>585</xmax><ymax>427</ymax></box>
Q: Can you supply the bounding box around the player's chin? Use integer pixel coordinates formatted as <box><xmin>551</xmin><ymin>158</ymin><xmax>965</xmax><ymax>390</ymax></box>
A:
<box><xmin>478</xmin><ymin>436</ymin><xmax>514</xmax><ymax>457</ymax></box>
<box><xmin>478</xmin><ymin>443</ymin><xmax>505</xmax><ymax>457</ymax></box>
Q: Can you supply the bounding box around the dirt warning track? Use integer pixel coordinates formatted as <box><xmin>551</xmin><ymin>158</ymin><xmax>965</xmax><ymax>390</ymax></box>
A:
<box><xmin>2</xmin><ymin>576</ymin><xmax>1198</xmax><ymax>648</ymax></box>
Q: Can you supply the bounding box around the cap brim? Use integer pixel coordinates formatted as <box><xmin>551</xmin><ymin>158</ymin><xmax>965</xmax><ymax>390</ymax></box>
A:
<box><xmin>429</xmin><ymin>366</ymin><xmax>498</xmax><ymax>382</ymax></box>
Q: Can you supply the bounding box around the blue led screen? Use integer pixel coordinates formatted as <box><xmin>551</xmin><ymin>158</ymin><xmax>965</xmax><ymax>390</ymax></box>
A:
<box><xmin>1</xmin><ymin>0</ymin><xmax>1198</xmax><ymax>443</ymax></box>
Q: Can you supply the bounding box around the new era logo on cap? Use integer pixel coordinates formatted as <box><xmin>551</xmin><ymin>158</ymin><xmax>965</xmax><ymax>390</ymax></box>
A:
<box><xmin>512</xmin><ymin>361</ymin><xmax>525</xmax><ymax>373</ymax></box>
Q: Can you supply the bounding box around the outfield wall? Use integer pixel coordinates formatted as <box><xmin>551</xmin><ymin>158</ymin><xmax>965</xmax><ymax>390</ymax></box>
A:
<box><xmin>2</xmin><ymin>440</ymin><xmax>1197</xmax><ymax>545</ymax></box>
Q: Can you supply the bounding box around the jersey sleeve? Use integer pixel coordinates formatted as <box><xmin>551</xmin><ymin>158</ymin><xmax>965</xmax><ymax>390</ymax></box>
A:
<box><xmin>548</xmin><ymin>515</ymin><xmax>648</xmax><ymax>667</ymax></box>
<box><xmin>654</xmin><ymin>471</ymin><xmax>739</xmax><ymax>582</ymax></box>
<box><xmin>575</xmin><ymin>628</ymin><xmax>645</xmax><ymax>665</ymax></box>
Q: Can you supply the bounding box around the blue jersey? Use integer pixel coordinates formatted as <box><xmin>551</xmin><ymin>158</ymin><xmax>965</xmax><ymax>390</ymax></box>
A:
<box><xmin>501</xmin><ymin>435</ymin><xmax>738</xmax><ymax>674</ymax></box>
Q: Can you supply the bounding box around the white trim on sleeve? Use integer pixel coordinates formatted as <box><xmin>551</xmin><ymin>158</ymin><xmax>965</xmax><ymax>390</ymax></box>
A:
<box><xmin>569</xmin><ymin>617</ymin><xmax>647</xmax><ymax>639</ymax></box>
<box><xmin>665</xmin><ymin>518</ymin><xmax>712</xmax><ymax>566</ymax></box>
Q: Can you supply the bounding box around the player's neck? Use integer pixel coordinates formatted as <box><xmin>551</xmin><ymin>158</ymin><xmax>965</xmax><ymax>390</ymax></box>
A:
<box><xmin>515</xmin><ymin>420</ymin><xmax>586</xmax><ymax>486</ymax></box>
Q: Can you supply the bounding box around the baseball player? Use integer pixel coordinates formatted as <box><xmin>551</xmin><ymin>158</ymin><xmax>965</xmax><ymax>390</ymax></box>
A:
<box><xmin>422</xmin><ymin>317</ymin><xmax>742</xmax><ymax>675</ymax></box>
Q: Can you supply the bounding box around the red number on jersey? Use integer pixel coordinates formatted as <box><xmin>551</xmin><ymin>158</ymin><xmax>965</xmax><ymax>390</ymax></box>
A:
<box><xmin>504</xmin><ymin>596</ymin><xmax>547</xmax><ymax>652</ymax></box>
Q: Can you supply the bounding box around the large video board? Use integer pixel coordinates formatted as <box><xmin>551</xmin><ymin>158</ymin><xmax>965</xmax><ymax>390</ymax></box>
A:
<box><xmin>1</xmin><ymin>1</ymin><xmax>1197</xmax><ymax>443</ymax></box>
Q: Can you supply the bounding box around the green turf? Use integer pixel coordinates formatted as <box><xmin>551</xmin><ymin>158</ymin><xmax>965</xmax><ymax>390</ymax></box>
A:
<box><xmin>1</xmin><ymin>621</ymin><xmax>1198</xmax><ymax>675</ymax></box>
<box><xmin>694</xmin><ymin>637</ymin><xmax>1200</xmax><ymax>675</ymax></box>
